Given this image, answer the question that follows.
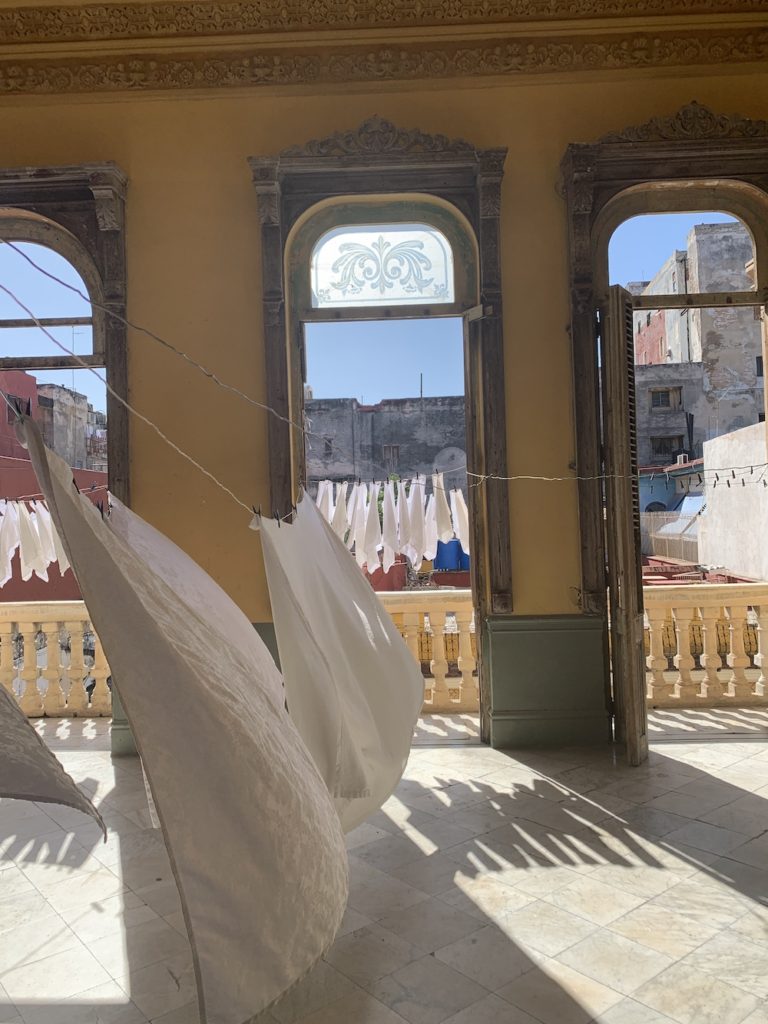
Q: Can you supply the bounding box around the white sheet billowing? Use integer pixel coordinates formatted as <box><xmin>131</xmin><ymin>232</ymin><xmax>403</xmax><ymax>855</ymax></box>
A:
<box><xmin>0</xmin><ymin>684</ymin><xmax>104</xmax><ymax>832</ymax></box>
<box><xmin>19</xmin><ymin>418</ymin><xmax>348</xmax><ymax>1024</ymax></box>
<box><xmin>257</xmin><ymin>493</ymin><xmax>424</xmax><ymax>833</ymax></box>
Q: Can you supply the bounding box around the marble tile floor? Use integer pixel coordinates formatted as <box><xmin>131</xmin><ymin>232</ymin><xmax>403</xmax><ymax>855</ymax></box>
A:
<box><xmin>2</xmin><ymin>715</ymin><xmax>768</xmax><ymax>1023</ymax></box>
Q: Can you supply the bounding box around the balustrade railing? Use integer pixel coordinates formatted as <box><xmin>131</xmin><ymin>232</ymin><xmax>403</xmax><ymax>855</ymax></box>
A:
<box><xmin>0</xmin><ymin>601</ymin><xmax>111</xmax><ymax>717</ymax></box>
<box><xmin>378</xmin><ymin>589</ymin><xmax>478</xmax><ymax>713</ymax></box>
<box><xmin>7</xmin><ymin>583</ymin><xmax>768</xmax><ymax>721</ymax></box>
<box><xmin>643</xmin><ymin>583</ymin><xmax>768</xmax><ymax>706</ymax></box>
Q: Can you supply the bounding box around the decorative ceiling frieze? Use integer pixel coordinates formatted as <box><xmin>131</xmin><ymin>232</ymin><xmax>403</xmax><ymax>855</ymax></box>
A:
<box><xmin>0</xmin><ymin>0</ymin><xmax>765</xmax><ymax>46</ymax></box>
<box><xmin>0</xmin><ymin>26</ymin><xmax>764</xmax><ymax>95</ymax></box>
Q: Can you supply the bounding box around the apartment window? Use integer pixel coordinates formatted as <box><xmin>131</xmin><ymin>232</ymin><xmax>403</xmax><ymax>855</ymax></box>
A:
<box><xmin>5</xmin><ymin>394</ymin><xmax>25</xmax><ymax>423</ymax></box>
<box><xmin>323</xmin><ymin>437</ymin><xmax>333</xmax><ymax>458</ymax></box>
<box><xmin>650</xmin><ymin>387</ymin><xmax>681</xmax><ymax>410</ymax></box>
<box><xmin>382</xmin><ymin>443</ymin><xmax>400</xmax><ymax>471</ymax></box>
<box><xmin>646</xmin><ymin>312</ymin><xmax>652</xmax><ymax>326</ymax></box>
<box><xmin>757</xmin><ymin>355</ymin><xmax>764</xmax><ymax>378</ymax></box>
<box><xmin>651</xmin><ymin>435</ymin><xmax>684</xmax><ymax>459</ymax></box>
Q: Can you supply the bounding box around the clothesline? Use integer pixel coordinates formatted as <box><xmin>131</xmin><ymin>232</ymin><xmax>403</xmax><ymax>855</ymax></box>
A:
<box><xmin>314</xmin><ymin>474</ymin><xmax>470</xmax><ymax>573</ymax></box>
<box><xmin>0</xmin><ymin>498</ymin><xmax>71</xmax><ymax>586</ymax></box>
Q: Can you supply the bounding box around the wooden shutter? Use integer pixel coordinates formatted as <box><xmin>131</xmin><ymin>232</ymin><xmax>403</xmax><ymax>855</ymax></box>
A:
<box><xmin>600</xmin><ymin>286</ymin><xmax>648</xmax><ymax>766</ymax></box>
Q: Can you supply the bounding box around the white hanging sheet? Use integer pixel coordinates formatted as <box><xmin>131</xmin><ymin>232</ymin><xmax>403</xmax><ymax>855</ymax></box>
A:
<box><xmin>20</xmin><ymin>416</ymin><xmax>348</xmax><ymax>1024</ymax></box>
<box><xmin>257</xmin><ymin>493</ymin><xmax>423</xmax><ymax>833</ymax></box>
<box><xmin>423</xmin><ymin>494</ymin><xmax>438</xmax><ymax>562</ymax></box>
<box><xmin>397</xmin><ymin>480</ymin><xmax>414</xmax><ymax>566</ymax></box>
<box><xmin>452</xmin><ymin>488</ymin><xmax>471</xmax><ymax>555</ymax></box>
<box><xmin>363</xmin><ymin>481</ymin><xmax>382</xmax><ymax>570</ymax></box>
<box><xmin>381</xmin><ymin>481</ymin><xmax>398</xmax><ymax>574</ymax></box>
<box><xmin>0</xmin><ymin>501</ymin><xmax>20</xmax><ymax>587</ymax></box>
<box><xmin>0</xmin><ymin>684</ymin><xmax>104</xmax><ymax>834</ymax></box>
<box><xmin>330</xmin><ymin>481</ymin><xmax>349</xmax><ymax>540</ymax></box>
<box><xmin>433</xmin><ymin>472</ymin><xmax>455</xmax><ymax>544</ymax></box>
<box><xmin>407</xmin><ymin>475</ymin><xmax>426</xmax><ymax>569</ymax></box>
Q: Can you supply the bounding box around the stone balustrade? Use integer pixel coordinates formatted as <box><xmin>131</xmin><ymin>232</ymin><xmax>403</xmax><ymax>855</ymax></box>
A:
<box><xmin>643</xmin><ymin>583</ymin><xmax>768</xmax><ymax>707</ymax></box>
<box><xmin>377</xmin><ymin>588</ymin><xmax>478</xmax><ymax>713</ymax></box>
<box><xmin>6</xmin><ymin>582</ymin><xmax>768</xmax><ymax>721</ymax></box>
<box><xmin>0</xmin><ymin>601</ymin><xmax>111</xmax><ymax>717</ymax></box>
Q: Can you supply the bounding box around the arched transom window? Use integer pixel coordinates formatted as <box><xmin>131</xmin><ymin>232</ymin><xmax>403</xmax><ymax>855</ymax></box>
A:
<box><xmin>310</xmin><ymin>222</ymin><xmax>455</xmax><ymax>308</ymax></box>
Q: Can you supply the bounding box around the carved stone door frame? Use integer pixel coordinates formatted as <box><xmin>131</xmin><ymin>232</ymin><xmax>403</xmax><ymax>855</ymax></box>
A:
<box><xmin>562</xmin><ymin>101</ymin><xmax>768</xmax><ymax>621</ymax></box>
<box><xmin>248</xmin><ymin>116</ymin><xmax>513</xmax><ymax>622</ymax></box>
<box><xmin>0</xmin><ymin>164</ymin><xmax>129</xmax><ymax>504</ymax></box>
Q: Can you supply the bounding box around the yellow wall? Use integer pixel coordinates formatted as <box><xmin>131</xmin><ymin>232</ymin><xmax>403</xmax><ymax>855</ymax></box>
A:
<box><xmin>2</xmin><ymin>71</ymin><xmax>767</xmax><ymax>620</ymax></box>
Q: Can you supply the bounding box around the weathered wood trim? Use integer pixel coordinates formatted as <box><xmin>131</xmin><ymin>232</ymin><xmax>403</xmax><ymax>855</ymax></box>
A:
<box><xmin>0</xmin><ymin>165</ymin><xmax>129</xmax><ymax>505</ymax></box>
<box><xmin>250</xmin><ymin>118</ymin><xmax>511</xmax><ymax>740</ymax></box>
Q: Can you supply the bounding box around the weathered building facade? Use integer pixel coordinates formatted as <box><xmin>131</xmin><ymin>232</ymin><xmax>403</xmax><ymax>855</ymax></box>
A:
<box><xmin>634</xmin><ymin>223</ymin><xmax>765</xmax><ymax>465</ymax></box>
<box><xmin>306</xmin><ymin>396</ymin><xmax>467</xmax><ymax>494</ymax></box>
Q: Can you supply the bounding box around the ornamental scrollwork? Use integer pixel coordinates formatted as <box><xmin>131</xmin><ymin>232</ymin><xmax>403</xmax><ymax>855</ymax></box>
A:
<box><xmin>281</xmin><ymin>115</ymin><xmax>476</xmax><ymax>159</ymax></box>
<box><xmin>0</xmin><ymin>0</ymin><xmax>764</xmax><ymax>46</ymax></box>
<box><xmin>600</xmin><ymin>100</ymin><xmax>768</xmax><ymax>142</ymax></box>
<box><xmin>320</xmin><ymin>236</ymin><xmax>447</xmax><ymax>303</ymax></box>
<box><xmin>0</xmin><ymin>28</ymin><xmax>765</xmax><ymax>95</ymax></box>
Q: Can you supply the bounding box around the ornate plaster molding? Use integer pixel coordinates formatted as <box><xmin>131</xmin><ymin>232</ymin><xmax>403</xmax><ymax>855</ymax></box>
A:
<box><xmin>0</xmin><ymin>28</ymin><xmax>765</xmax><ymax>96</ymax></box>
<box><xmin>599</xmin><ymin>100</ymin><xmax>768</xmax><ymax>142</ymax></box>
<box><xmin>279</xmin><ymin>115</ymin><xmax>477</xmax><ymax>160</ymax></box>
<box><xmin>0</xmin><ymin>0</ymin><xmax>764</xmax><ymax>46</ymax></box>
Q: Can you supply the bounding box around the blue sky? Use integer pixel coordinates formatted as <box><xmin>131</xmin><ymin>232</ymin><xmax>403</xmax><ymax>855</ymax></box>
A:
<box><xmin>0</xmin><ymin>212</ymin><xmax>745</xmax><ymax>411</ymax></box>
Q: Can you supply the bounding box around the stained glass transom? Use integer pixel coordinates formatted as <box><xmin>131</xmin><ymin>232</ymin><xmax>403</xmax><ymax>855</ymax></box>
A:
<box><xmin>311</xmin><ymin>223</ymin><xmax>455</xmax><ymax>308</ymax></box>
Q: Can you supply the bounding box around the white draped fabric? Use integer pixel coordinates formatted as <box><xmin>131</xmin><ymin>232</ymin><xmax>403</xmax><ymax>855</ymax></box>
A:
<box><xmin>20</xmin><ymin>417</ymin><xmax>348</xmax><ymax>1024</ymax></box>
<box><xmin>0</xmin><ymin>684</ymin><xmax>104</xmax><ymax>834</ymax></box>
<box><xmin>257</xmin><ymin>493</ymin><xmax>424</xmax><ymax>833</ymax></box>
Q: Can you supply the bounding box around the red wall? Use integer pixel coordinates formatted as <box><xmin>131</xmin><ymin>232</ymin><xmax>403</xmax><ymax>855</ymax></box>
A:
<box><xmin>634</xmin><ymin>310</ymin><xmax>667</xmax><ymax>366</ymax></box>
<box><xmin>0</xmin><ymin>370</ymin><xmax>39</xmax><ymax>460</ymax></box>
<box><xmin>0</xmin><ymin>456</ymin><xmax>106</xmax><ymax>602</ymax></box>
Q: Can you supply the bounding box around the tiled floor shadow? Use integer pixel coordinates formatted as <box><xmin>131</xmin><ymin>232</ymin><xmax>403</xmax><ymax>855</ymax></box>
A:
<box><xmin>3</xmin><ymin>716</ymin><xmax>768</xmax><ymax>1024</ymax></box>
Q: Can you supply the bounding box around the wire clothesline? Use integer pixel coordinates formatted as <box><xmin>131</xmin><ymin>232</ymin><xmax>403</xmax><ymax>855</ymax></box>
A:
<box><xmin>1</xmin><ymin>246</ymin><xmax>768</xmax><ymax>519</ymax></box>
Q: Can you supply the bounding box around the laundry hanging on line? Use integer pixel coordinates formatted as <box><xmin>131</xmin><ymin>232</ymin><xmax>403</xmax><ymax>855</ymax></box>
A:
<box><xmin>0</xmin><ymin>498</ymin><xmax>71</xmax><ymax>587</ymax></box>
<box><xmin>314</xmin><ymin>473</ymin><xmax>470</xmax><ymax>571</ymax></box>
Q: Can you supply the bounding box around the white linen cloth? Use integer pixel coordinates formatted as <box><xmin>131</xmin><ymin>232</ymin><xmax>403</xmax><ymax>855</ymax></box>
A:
<box><xmin>33</xmin><ymin>500</ymin><xmax>58</xmax><ymax>567</ymax></box>
<box><xmin>257</xmin><ymin>493</ymin><xmax>423</xmax><ymax>833</ymax></box>
<box><xmin>0</xmin><ymin>683</ymin><xmax>104</xmax><ymax>833</ymax></box>
<box><xmin>423</xmin><ymin>495</ymin><xmax>438</xmax><ymax>562</ymax></box>
<box><xmin>363</xmin><ymin>482</ymin><xmax>382</xmax><ymax>571</ymax></box>
<box><xmin>316</xmin><ymin>480</ymin><xmax>333</xmax><ymax>524</ymax></box>
<box><xmin>381</xmin><ymin>481</ymin><xmax>398</xmax><ymax>574</ymax></box>
<box><xmin>0</xmin><ymin>501</ymin><xmax>20</xmax><ymax>586</ymax></box>
<box><xmin>397</xmin><ymin>481</ymin><xmax>413</xmax><ymax>566</ymax></box>
<box><xmin>20</xmin><ymin>417</ymin><xmax>348</xmax><ymax>1024</ymax></box>
<box><xmin>433</xmin><ymin>472</ymin><xmax>454</xmax><ymax>544</ymax></box>
<box><xmin>407</xmin><ymin>475</ymin><xmax>426</xmax><ymax>569</ymax></box>
<box><xmin>17</xmin><ymin>501</ymin><xmax>47</xmax><ymax>582</ymax></box>
<box><xmin>330</xmin><ymin>481</ymin><xmax>348</xmax><ymax>540</ymax></box>
<box><xmin>452</xmin><ymin>488</ymin><xmax>471</xmax><ymax>555</ymax></box>
<box><xmin>351</xmin><ymin>483</ymin><xmax>368</xmax><ymax>568</ymax></box>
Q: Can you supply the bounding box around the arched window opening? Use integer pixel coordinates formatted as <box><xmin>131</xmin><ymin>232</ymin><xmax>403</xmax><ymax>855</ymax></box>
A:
<box><xmin>310</xmin><ymin>222</ymin><xmax>455</xmax><ymax>308</ymax></box>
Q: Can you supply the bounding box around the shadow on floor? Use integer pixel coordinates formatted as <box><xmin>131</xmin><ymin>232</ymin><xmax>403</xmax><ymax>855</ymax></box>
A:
<box><xmin>2</xmin><ymin>721</ymin><xmax>768</xmax><ymax>1023</ymax></box>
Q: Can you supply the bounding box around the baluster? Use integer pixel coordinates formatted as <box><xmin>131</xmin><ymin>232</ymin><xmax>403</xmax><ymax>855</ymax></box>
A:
<box><xmin>0</xmin><ymin>621</ymin><xmax>15</xmax><ymax>697</ymax></box>
<box><xmin>88</xmin><ymin>627</ymin><xmax>112</xmax><ymax>716</ymax></box>
<box><xmin>18</xmin><ymin>621</ymin><xmax>43</xmax><ymax>717</ymax></box>
<box><xmin>754</xmin><ymin>605</ymin><xmax>768</xmax><ymax>698</ymax></box>
<box><xmin>65</xmin><ymin>620</ymin><xmax>89</xmax><ymax>716</ymax></box>
<box><xmin>41</xmin><ymin>622</ymin><xmax>66</xmax><ymax>716</ymax></box>
<box><xmin>402</xmin><ymin>610</ymin><xmax>428</xmax><ymax>707</ymax></box>
<box><xmin>699</xmin><ymin>605</ymin><xmax>725</xmax><ymax>701</ymax></box>
<box><xmin>726</xmin><ymin>605</ymin><xmax>752</xmax><ymax>699</ymax></box>
<box><xmin>455</xmin><ymin>606</ymin><xmax>478</xmax><ymax>710</ymax></box>
<box><xmin>429</xmin><ymin>608</ymin><xmax>450</xmax><ymax>711</ymax></box>
<box><xmin>645</xmin><ymin>606</ymin><xmax>669</xmax><ymax>702</ymax></box>
<box><xmin>672</xmin><ymin>606</ymin><xmax>699</xmax><ymax>701</ymax></box>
